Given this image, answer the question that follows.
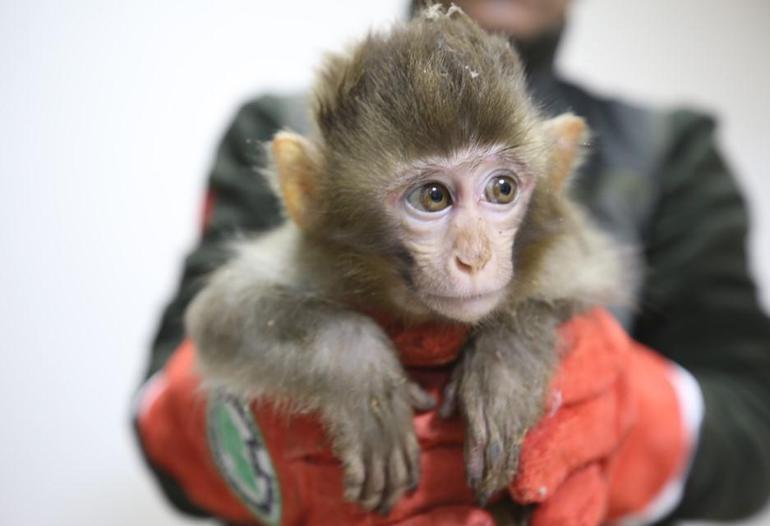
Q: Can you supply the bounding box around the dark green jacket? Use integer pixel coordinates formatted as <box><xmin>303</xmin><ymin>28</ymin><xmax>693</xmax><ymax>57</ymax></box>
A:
<box><xmin>139</xmin><ymin>52</ymin><xmax>770</xmax><ymax>522</ymax></box>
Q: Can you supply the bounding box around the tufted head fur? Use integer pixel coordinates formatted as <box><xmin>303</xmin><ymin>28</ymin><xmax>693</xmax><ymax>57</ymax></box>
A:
<box><xmin>270</xmin><ymin>5</ymin><xmax>623</xmax><ymax>321</ymax></box>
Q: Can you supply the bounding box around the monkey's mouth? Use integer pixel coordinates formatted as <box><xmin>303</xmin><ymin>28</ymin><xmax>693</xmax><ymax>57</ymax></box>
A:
<box><xmin>422</xmin><ymin>289</ymin><xmax>505</xmax><ymax>322</ymax></box>
<box><xmin>427</xmin><ymin>290</ymin><xmax>501</xmax><ymax>301</ymax></box>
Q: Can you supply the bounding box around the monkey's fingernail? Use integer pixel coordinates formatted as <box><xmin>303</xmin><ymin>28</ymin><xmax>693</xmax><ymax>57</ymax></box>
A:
<box><xmin>415</xmin><ymin>396</ymin><xmax>436</xmax><ymax>412</ymax></box>
<box><xmin>477</xmin><ymin>491</ymin><xmax>491</xmax><ymax>506</ymax></box>
<box><xmin>408</xmin><ymin>384</ymin><xmax>436</xmax><ymax>411</ymax></box>
<box><xmin>467</xmin><ymin>468</ymin><xmax>481</xmax><ymax>489</ymax></box>
<box><xmin>343</xmin><ymin>480</ymin><xmax>364</xmax><ymax>502</ymax></box>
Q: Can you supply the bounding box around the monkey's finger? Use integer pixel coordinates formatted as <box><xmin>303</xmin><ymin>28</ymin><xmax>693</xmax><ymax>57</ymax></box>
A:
<box><xmin>453</xmin><ymin>370</ymin><xmax>491</xmax><ymax>491</ymax></box>
<box><xmin>501</xmin><ymin>455</ymin><xmax>522</xmax><ymax>502</ymax></box>
<box><xmin>403</xmin><ymin>429</ymin><xmax>422</xmax><ymax>491</ymax></box>
<box><xmin>341</xmin><ymin>449</ymin><xmax>367</xmax><ymax>503</ymax></box>
<box><xmin>477</xmin><ymin>418</ymin><xmax>504</xmax><ymax>504</ymax></box>
<box><xmin>378</xmin><ymin>446</ymin><xmax>410</xmax><ymax>515</ymax></box>
<box><xmin>360</xmin><ymin>449</ymin><xmax>387</xmax><ymax>511</ymax></box>
<box><xmin>466</xmin><ymin>443</ymin><xmax>485</xmax><ymax>495</ymax></box>
<box><xmin>464</xmin><ymin>408</ymin><xmax>488</xmax><ymax>490</ymax></box>
<box><xmin>439</xmin><ymin>379</ymin><xmax>459</xmax><ymax>418</ymax></box>
<box><xmin>485</xmin><ymin>431</ymin><xmax>503</xmax><ymax>468</ymax></box>
<box><xmin>478</xmin><ymin>459</ymin><xmax>510</xmax><ymax>506</ymax></box>
<box><xmin>407</xmin><ymin>382</ymin><xmax>436</xmax><ymax>412</ymax></box>
<box><xmin>390</xmin><ymin>390</ymin><xmax>422</xmax><ymax>491</ymax></box>
<box><xmin>476</xmin><ymin>401</ymin><xmax>509</xmax><ymax>502</ymax></box>
<box><xmin>502</xmin><ymin>440</ymin><xmax>522</xmax><ymax>491</ymax></box>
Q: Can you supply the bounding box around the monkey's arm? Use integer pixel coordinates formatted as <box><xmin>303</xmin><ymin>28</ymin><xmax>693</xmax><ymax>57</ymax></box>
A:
<box><xmin>632</xmin><ymin>110</ymin><xmax>770</xmax><ymax>520</ymax></box>
<box><xmin>184</xmin><ymin>239</ymin><xmax>394</xmax><ymax>407</ymax></box>
<box><xmin>440</xmin><ymin>301</ymin><xmax>564</xmax><ymax>503</ymax></box>
<box><xmin>185</xmin><ymin>238</ymin><xmax>434</xmax><ymax>513</ymax></box>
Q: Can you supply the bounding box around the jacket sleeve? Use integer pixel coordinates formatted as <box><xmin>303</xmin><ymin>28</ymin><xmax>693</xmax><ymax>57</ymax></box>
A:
<box><xmin>135</xmin><ymin>97</ymin><xmax>286</xmax><ymax>516</ymax></box>
<box><xmin>631</xmin><ymin>110</ymin><xmax>770</xmax><ymax>520</ymax></box>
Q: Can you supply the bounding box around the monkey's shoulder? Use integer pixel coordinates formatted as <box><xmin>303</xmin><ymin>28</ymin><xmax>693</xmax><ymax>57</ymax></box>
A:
<box><xmin>226</xmin><ymin>223</ymin><xmax>334</xmax><ymax>293</ymax></box>
<box><xmin>526</xmin><ymin>206</ymin><xmax>632</xmax><ymax>310</ymax></box>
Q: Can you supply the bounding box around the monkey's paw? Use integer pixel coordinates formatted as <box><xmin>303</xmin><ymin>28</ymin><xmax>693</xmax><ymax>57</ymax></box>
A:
<box><xmin>440</xmin><ymin>349</ymin><xmax>544</xmax><ymax>505</ymax></box>
<box><xmin>322</xmin><ymin>379</ymin><xmax>435</xmax><ymax>515</ymax></box>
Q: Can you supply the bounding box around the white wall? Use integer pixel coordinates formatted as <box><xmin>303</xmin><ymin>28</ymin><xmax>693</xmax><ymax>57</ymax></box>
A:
<box><xmin>0</xmin><ymin>1</ymin><xmax>767</xmax><ymax>525</ymax></box>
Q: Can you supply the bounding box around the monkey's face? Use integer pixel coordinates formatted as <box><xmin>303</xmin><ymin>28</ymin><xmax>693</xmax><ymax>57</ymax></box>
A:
<box><xmin>385</xmin><ymin>145</ymin><xmax>536</xmax><ymax>323</ymax></box>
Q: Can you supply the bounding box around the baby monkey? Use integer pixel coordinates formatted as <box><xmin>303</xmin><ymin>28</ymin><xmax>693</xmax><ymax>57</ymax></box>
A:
<box><xmin>186</xmin><ymin>5</ymin><xmax>623</xmax><ymax>516</ymax></box>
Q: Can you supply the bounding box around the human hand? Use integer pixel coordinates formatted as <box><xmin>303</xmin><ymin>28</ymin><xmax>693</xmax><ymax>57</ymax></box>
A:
<box><xmin>509</xmin><ymin>309</ymin><xmax>699</xmax><ymax>526</ymax></box>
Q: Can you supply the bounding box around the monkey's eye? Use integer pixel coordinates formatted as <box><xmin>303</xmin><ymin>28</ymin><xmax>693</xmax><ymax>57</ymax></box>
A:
<box><xmin>406</xmin><ymin>183</ymin><xmax>453</xmax><ymax>212</ymax></box>
<box><xmin>484</xmin><ymin>173</ymin><xmax>518</xmax><ymax>204</ymax></box>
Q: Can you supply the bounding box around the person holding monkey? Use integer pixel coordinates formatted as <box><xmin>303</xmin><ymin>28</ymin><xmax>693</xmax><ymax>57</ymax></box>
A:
<box><xmin>134</xmin><ymin>1</ymin><xmax>770</xmax><ymax>524</ymax></box>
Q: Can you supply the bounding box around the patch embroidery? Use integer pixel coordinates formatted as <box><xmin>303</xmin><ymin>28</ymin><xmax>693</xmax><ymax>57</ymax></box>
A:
<box><xmin>208</xmin><ymin>394</ymin><xmax>281</xmax><ymax>525</ymax></box>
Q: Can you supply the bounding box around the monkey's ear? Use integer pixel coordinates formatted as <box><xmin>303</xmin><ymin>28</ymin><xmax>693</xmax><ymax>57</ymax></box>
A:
<box><xmin>272</xmin><ymin>131</ymin><xmax>320</xmax><ymax>229</ymax></box>
<box><xmin>543</xmin><ymin>113</ymin><xmax>588</xmax><ymax>192</ymax></box>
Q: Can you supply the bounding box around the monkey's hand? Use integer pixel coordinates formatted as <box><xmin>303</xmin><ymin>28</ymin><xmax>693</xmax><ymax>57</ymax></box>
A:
<box><xmin>319</xmin><ymin>349</ymin><xmax>436</xmax><ymax>516</ymax></box>
<box><xmin>439</xmin><ymin>332</ymin><xmax>553</xmax><ymax>505</ymax></box>
<box><xmin>294</xmin><ymin>318</ymin><xmax>435</xmax><ymax>516</ymax></box>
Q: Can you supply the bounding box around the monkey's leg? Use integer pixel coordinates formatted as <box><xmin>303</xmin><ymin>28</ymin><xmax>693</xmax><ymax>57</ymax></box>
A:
<box><xmin>440</xmin><ymin>303</ymin><xmax>561</xmax><ymax>503</ymax></box>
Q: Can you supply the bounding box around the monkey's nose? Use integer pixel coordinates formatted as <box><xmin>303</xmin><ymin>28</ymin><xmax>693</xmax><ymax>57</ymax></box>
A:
<box><xmin>454</xmin><ymin>255</ymin><xmax>487</xmax><ymax>275</ymax></box>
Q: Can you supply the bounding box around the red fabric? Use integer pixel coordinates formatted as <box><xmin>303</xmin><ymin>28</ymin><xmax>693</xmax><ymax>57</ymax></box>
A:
<box><xmin>510</xmin><ymin>310</ymin><xmax>690</xmax><ymax>526</ymax></box>
<box><xmin>137</xmin><ymin>309</ymin><xmax>689</xmax><ymax>526</ymax></box>
<box><xmin>363</xmin><ymin>311</ymin><xmax>470</xmax><ymax>367</ymax></box>
<box><xmin>138</xmin><ymin>341</ymin><xmax>490</xmax><ymax>525</ymax></box>
<box><xmin>604</xmin><ymin>348</ymin><xmax>690</xmax><ymax>519</ymax></box>
<box><xmin>200</xmin><ymin>190</ymin><xmax>216</xmax><ymax>234</ymax></box>
<box><xmin>531</xmin><ymin>464</ymin><xmax>608</xmax><ymax>526</ymax></box>
<box><xmin>137</xmin><ymin>341</ymin><xmax>257</xmax><ymax>523</ymax></box>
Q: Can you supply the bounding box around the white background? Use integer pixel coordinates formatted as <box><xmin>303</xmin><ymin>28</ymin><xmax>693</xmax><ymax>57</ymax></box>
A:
<box><xmin>0</xmin><ymin>1</ymin><xmax>768</xmax><ymax>525</ymax></box>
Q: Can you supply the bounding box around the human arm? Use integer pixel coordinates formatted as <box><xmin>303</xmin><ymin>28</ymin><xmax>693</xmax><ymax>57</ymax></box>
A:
<box><xmin>499</xmin><ymin>308</ymin><xmax>694</xmax><ymax>526</ymax></box>
<box><xmin>633</xmin><ymin>110</ymin><xmax>770</xmax><ymax>520</ymax></box>
<box><xmin>136</xmin><ymin>97</ymin><xmax>287</xmax><ymax>516</ymax></box>
<box><xmin>508</xmin><ymin>110</ymin><xmax>770</xmax><ymax>524</ymax></box>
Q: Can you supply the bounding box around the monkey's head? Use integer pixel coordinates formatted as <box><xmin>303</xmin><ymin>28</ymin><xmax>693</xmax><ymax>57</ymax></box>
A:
<box><xmin>271</xmin><ymin>6</ymin><xmax>586</xmax><ymax>324</ymax></box>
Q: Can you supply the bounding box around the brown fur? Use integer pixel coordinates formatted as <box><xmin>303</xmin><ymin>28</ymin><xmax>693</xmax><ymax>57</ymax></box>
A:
<box><xmin>186</xmin><ymin>6</ymin><xmax>625</xmax><ymax>519</ymax></box>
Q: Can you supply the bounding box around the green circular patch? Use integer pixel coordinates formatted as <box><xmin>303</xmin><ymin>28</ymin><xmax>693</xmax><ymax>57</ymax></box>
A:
<box><xmin>208</xmin><ymin>393</ymin><xmax>281</xmax><ymax>525</ymax></box>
